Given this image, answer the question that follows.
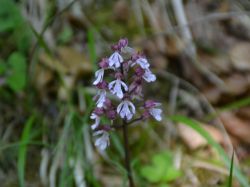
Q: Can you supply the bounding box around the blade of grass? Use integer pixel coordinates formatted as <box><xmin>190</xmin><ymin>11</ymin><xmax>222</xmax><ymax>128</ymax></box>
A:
<box><xmin>205</xmin><ymin>96</ymin><xmax>250</xmax><ymax>121</ymax></box>
<box><xmin>227</xmin><ymin>151</ymin><xmax>234</xmax><ymax>187</ymax></box>
<box><xmin>87</xmin><ymin>27</ymin><xmax>97</xmax><ymax>71</ymax></box>
<box><xmin>18</xmin><ymin>116</ymin><xmax>35</xmax><ymax>187</ymax></box>
<box><xmin>169</xmin><ymin>115</ymin><xmax>249</xmax><ymax>187</ymax></box>
<box><xmin>220</xmin><ymin>97</ymin><xmax>250</xmax><ymax>112</ymax></box>
<box><xmin>29</xmin><ymin>24</ymin><xmax>52</xmax><ymax>56</ymax></box>
<box><xmin>51</xmin><ymin>112</ymin><xmax>73</xmax><ymax>187</ymax></box>
<box><xmin>0</xmin><ymin>141</ymin><xmax>46</xmax><ymax>151</ymax></box>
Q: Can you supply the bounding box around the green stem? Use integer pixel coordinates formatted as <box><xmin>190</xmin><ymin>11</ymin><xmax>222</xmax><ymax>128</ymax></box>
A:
<box><xmin>122</xmin><ymin>120</ymin><xmax>135</xmax><ymax>187</ymax></box>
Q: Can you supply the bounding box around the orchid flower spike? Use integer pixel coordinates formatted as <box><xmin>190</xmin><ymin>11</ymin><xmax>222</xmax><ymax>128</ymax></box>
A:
<box><xmin>90</xmin><ymin>38</ymin><xmax>162</xmax><ymax>150</ymax></box>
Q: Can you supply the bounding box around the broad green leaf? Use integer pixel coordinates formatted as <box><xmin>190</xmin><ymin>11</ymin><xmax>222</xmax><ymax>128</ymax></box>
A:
<box><xmin>161</xmin><ymin>166</ymin><xmax>181</xmax><ymax>182</ymax></box>
<box><xmin>153</xmin><ymin>152</ymin><xmax>181</xmax><ymax>182</ymax></box>
<box><xmin>140</xmin><ymin>165</ymin><xmax>163</xmax><ymax>183</ymax></box>
<box><xmin>6</xmin><ymin>52</ymin><xmax>27</xmax><ymax>92</ymax></box>
<box><xmin>58</xmin><ymin>26</ymin><xmax>73</xmax><ymax>44</ymax></box>
<box><xmin>140</xmin><ymin>151</ymin><xmax>181</xmax><ymax>183</ymax></box>
<box><xmin>0</xmin><ymin>0</ymin><xmax>23</xmax><ymax>32</ymax></box>
<box><xmin>158</xmin><ymin>184</ymin><xmax>169</xmax><ymax>187</ymax></box>
<box><xmin>14</xmin><ymin>25</ymin><xmax>32</xmax><ymax>53</ymax></box>
<box><xmin>0</xmin><ymin>60</ymin><xmax>6</xmax><ymax>75</ymax></box>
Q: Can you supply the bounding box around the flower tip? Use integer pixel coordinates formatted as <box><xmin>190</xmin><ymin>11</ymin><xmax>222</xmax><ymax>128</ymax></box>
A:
<box><xmin>156</xmin><ymin>116</ymin><xmax>162</xmax><ymax>121</ymax></box>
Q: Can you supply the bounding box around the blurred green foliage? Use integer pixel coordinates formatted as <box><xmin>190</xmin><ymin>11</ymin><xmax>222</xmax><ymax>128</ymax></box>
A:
<box><xmin>58</xmin><ymin>26</ymin><xmax>73</xmax><ymax>45</ymax></box>
<box><xmin>0</xmin><ymin>52</ymin><xmax>27</xmax><ymax>92</ymax></box>
<box><xmin>0</xmin><ymin>0</ymin><xmax>31</xmax><ymax>93</ymax></box>
<box><xmin>0</xmin><ymin>0</ymin><xmax>31</xmax><ymax>53</ymax></box>
<box><xmin>6</xmin><ymin>52</ymin><xmax>27</xmax><ymax>92</ymax></box>
<box><xmin>140</xmin><ymin>151</ymin><xmax>181</xmax><ymax>185</ymax></box>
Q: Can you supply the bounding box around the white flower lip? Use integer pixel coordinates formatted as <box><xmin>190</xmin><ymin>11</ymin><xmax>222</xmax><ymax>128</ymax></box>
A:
<box><xmin>108</xmin><ymin>51</ymin><xmax>124</xmax><ymax>68</ymax></box>
<box><xmin>90</xmin><ymin>113</ymin><xmax>100</xmax><ymax>130</ymax></box>
<box><xmin>135</xmin><ymin>57</ymin><xmax>150</xmax><ymax>69</ymax></box>
<box><xmin>94</xmin><ymin>130</ymin><xmax>110</xmax><ymax>150</ymax></box>
<box><xmin>117</xmin><ymin>100</ymin><xmax>136</xmax><ymax>120</ymax></box>
<box><xmin>96</xmin><ymin>90</ymin><xmax>106</xmax><ymax>108</ymax></box>
<box><xmin>149</xmin><ymin>108</ymin><xmax>162</xmax><ymax>121</ymax></box>
<box><xmin>108</xmin><ymin>79</ymin><xmax>128</xmax><ymax>99</ymax></box>
<box><xmin>143</xmin><ymin>69</ymin><xmax>156</xmax><ymax>82</ymax></box>
<box><xmin>93</xmin><ymin>69</ymin><xmax>104</xmax><ymax>85</ymax></box>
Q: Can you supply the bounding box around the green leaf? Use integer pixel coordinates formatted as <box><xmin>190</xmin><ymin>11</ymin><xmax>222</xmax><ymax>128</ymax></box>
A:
<box><xmin>0</xmin><ymin>60</ymin><xmax>6</xmax><ymax>75</ymax></box>
<box><xmin>58</xmin><ymin>26</ymin><xmax>73</xmax><ymax>44</ymax></box>
<box><xmin>140</xmin><ymin>151</ymin><xmax>181</xmax><ymax>183</ymax></box>
<box><xmin>141</xmin><ymin>165</ymin><xmax>163</xmax><ymax>183</ymax></box>
<box><xmin>13</xmin><ymin>25</ymin><xmax>32</xmax><ymax>53</ymax></box>
<box><xmin>0</xmin><ymin>0</ymin><xmax>23</xmax><ymax>32</ymax></box>
<box><xmin>158</xmin><ymin>185</ymin><xmax>169</xmax><ymax>187</ymax></box>
<box><xmin>6</xmin><ymin>52</ymin><xmax>27</xmax><ymax>92</ymax></box>
<box><xmin>161</xmin><ymin>166</ymin><xmax>181</xmax><ymax>182</ymax></box>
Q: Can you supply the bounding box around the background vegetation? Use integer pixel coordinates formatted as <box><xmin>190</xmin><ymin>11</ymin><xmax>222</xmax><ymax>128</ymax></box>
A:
<box><xmin>0</xmin><ymin>0</ymin><xmax>250</xmax><ymax>186</ymax></box>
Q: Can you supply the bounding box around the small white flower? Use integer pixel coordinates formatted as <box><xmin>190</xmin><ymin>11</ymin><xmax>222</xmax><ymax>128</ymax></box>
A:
<box><xmin>108</xmin><ymin>79</ymin><xmax>128</xmax><ymax>99</ymax></box>
<box><xmin>96</xmin><ymin>90</ymin><xmax>106</xmax><ymax>108</ymax></box>
<box><xmin>143</xmin><ymin>69</ymin><xmax>156</xmax><ymax>82</ymax></box>
<box><xmin>93</xmin><ymin>69</ymin><xmax>104</xmax><ymax>85</ymax></box>
<box><xmin>149</xmin><ymin>108</ymin><xmax>162</xmax><ymax>121</ymax></box>
<box><xmin>94</xmin><ymin>130</ymin><xmax>110</xmax><ymax>150</ymax></box>
<box><xmin>117</xmin><ymin>100</ymin><xmax>136</xmax><ymax>120</ymax></box>
<box><xmin>90</xmin><ymin>113</ymin><xmax>100</xmax><ymax>130</ymax></box>
<box><xmin>135</xmin><ymin>57</ymin><xmax>150</xmax><ymax>69</ymax></box>
<box><xmin>108</xmin><ymin>52</ymin><xmax>123</xmax><ymax>68</ymax></box>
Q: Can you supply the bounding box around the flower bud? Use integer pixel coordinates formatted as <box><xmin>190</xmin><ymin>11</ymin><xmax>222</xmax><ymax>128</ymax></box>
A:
<box><xmin>98</xmin><ymin>58</ymin><xmax>109</xmax><ymax>68</ymax></box>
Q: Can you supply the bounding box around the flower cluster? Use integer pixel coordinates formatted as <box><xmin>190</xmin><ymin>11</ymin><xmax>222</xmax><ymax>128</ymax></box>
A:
<box><xmin>90</xmin><ymin>38</ymin><xmax>162</xmax><ymax>150</ymax></box>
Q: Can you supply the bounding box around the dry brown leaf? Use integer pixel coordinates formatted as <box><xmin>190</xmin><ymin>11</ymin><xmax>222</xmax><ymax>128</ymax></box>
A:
<box><xmin>220</xmin><ymin>112</ymin><xmax>250</xmax><ymax>144</ymax></box>
<box><xmin>203</xmin><ymin>86</ymin><xmax>222</xmax><ymax>104</ymax></box>
<box><xmin>178</xmin><ymin>123</ymin><xmax>224</xmax><ymax>150</ymax></box>
<box><xmin>34</xmin><ymin>64</ymin><xmax>53</xmax><ymax>89</ymax></box>
<box><xmin>152</xmin><ymin>55</ymin><xmax>167</xmax><ymax>69</ymax></box>
<box><xmin>230</xmin><ymin>42</ymin><xmax>250</xmax><ymax>71</ymax></box>
<box><xmin>223</xmin><ymin>74</ymin><xmax>249</xmax><ymax>95</ymax></box>
<box><xmin>200</xmin><ymin>54</ymin><xmax>232</xmax><ymax>75</ymax></box>
<box><xmin>39</xmin><ymin>53</ymin><xmax>67</xmax><ymax>74</ymax></box>
<box><xmin>101</xmin><ymin>175</ymin><xmax>122</xmax><ymax>187</ymax></box>
<box><xmin>165</xmin><ymin>36</ymin><xmax>183</xmax><ymax>57</ymax></box>
<box><xmin>57</xmin><ymin>47</ymin><xmax>92</xmax><ymax>75</ymax></box>
<box><xmin>236</xmin><ymin>107</ymin><xmax>250</xmax><ymax>120</ymax></box>
<box><xmin>58</xmin><ymin>75</ymin><xmax>75</xmax><ymax>101</ymax></box>
<box><xmin>113</xmin><ymin>0</ymin><xmax>129</xmax><ymax>22</ymax></box>
<box><xmin>39</xmin><ymin>47</ymin><xmax>92</xmax><ymax>76</ymax></box>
